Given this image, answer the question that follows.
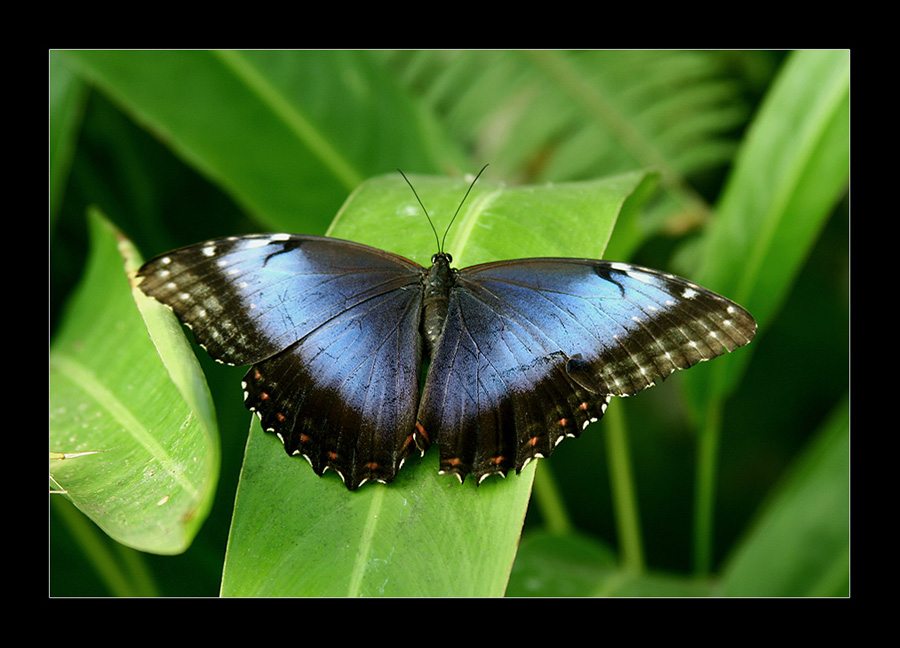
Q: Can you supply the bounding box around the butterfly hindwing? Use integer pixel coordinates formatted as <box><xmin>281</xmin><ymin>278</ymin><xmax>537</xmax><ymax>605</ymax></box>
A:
<box><xmin>243</xmin><ymin>285</ymin><xmax>424</xmax><ymax>489</ymax></box>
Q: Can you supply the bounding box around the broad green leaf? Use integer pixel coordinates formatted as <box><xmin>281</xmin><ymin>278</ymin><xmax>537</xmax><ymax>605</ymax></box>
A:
<box><xmin>718</xmin><ymin>396</ymin><xmax>849</xmax><ymax>597</ymax></box>
<box><xmin>221</xmin><ymin>169</ymin><xmax>655</xmax><ymax>597</ymax></box>
<box><xmin>57</xmin><ymin>50</ymin><xmax>465</xmax><ymax>233</ymax></box>
<box><xmin>49</xmin><ymin>209</ymin><xmax>219</xmax><ymax>555</ymax></box>
<box><xmin>329</xmin><ymin>168</ymin><xmax>658</xmax><ymax>266</ymax></box>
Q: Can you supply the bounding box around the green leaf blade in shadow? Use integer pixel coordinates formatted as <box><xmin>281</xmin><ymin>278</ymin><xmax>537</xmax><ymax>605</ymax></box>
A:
<box><xmin>49</xmin><ymin>50</ymin><xmax>89</xmax><ymax>223</ymax></box>
<box><xmin>507</xmin><ymin>530</ymin><xmax>715</xmax><ymax>597</ymax></box>
<box><xmin>685</xmin><ymin>50</ymin><xmax>850</xmax><ymax>409</ymax></box>
<box><xmin>49</xmin><ymin>209</ymin><xmax>219</xmax><ymax>555</ymax></box>
<box><xmin>58</xmin><ymin>50</ymin><xmax>465</xmax><ymax>233</ymax></box>
<box><xmin>718</xmin><ymin>396</ymin><xmax>849</xmax><ymax>597</ymax></box>
<box><xmin>220</xmin><ymin>169</ymin><xmax>655</xmax><ymax>597</ymax></box>
<box><xmin>678</xmin><ymin>50</ymin><xmax>849</xmax><ymax>575</ymax></box>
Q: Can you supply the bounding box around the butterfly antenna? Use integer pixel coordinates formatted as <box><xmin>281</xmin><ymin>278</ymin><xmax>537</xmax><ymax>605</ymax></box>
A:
<box><xmin>398</xmin><ymin>165</ymin><xmax>489</xmax><ymax>254</ymax></box>
<box><xmin>397</xmin><ymin>168</ymin><xmax>442</xmax><ymax>254</ymax></box>
<box><xmin>441</xmin><ymin>164</ymin><xmax>488</xmax><ymax>254</ymax></box>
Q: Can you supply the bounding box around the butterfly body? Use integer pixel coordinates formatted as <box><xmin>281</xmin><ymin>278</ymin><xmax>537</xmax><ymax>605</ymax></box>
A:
<box><xmin>137</xmin><ymin>233</ymin><xmax>756</xmax><ymax>490</ymax></box>
<box><xmin>422</xmin><ymin>252</ymin><xmax>454</xmax><ymax>354</ymax></box>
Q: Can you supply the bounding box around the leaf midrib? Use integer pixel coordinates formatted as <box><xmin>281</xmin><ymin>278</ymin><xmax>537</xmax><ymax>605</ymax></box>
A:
<box><xmin>212</xmin><ymin>50</ymin><xmax>363</xmax><ymax>192</ymax></box>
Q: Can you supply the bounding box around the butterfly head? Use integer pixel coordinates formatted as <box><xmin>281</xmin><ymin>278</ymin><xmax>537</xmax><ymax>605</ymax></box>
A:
<box><xmin>431</xmin><ymin>252</ymin><xmax>453</xmax><ymax>266</ymax></box>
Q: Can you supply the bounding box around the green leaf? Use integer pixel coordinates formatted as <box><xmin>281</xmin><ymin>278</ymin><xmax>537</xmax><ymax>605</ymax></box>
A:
<box><xmin>49</xmin><ymin>209</ymin><xmax>219</xmax><ymax>555</ymax></box>
<box><xmin>49</xmin><ymin>51</ymin><xmax>88</xmax><ymax>223</ymax></box>
<box><xmin>719</xmin><ymin>396</ymin><xmax>849</xmax><ymax>597</ymax></box>
<box><xmin>684</xmin><ymin>50</ymin><xmax>850</xmax><ymax>407</ymax></box>
<box><xmin>57</xmin><ymin>50</ymin><xmax>466</xmax><ymax>233</ymax></box>
<box><xmin>507</xmin><ymin>530</ymin><xmax>715</xmax><ymax>597</ymax></box>
<box><xmin>383</xmin><ymin>51</ymin><xmax>745</xmax><ymax>184</ymax></box>
<box><xmin>381</xmin><ymin>49</ymin><xmax>749</xmax><ymax>229</ymax></box>
<box><xmin>220</xmin><ymin>169</ymin><xmax>655</xmax><ymax>597</ymax></box>
<box><xmin>507</xmin><ymin>531</ymin><xmax>618</xmax><ymax>596</ymax></box>
<box><xmin>677</xmin><ymin>51</ymin><xmax>849</xmax><ymax>574</ymax></box>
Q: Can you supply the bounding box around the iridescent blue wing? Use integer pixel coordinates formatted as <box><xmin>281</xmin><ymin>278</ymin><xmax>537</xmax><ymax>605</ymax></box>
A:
<box><xmin>137</xmin><ymin>234</ymin><xmax>426</xmax><ymax>489</ymax></box>
<box><xmin>418</xmin><ymin>258</ymin><xmax>756</xmax><ymax>484</ymax></box>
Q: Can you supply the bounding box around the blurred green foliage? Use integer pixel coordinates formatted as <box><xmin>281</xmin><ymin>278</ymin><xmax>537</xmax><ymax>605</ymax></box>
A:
<box><xmin>49</xmin><ymin>50</ymin><xmax>849</xmax><ymax>597</ymax></box>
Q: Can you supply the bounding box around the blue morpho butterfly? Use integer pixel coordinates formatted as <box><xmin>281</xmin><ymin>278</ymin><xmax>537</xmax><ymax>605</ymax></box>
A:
<box><xmin>136</xmin><ymin>167</ymin><xmax>756</xmax><ymax>490</ymax></box>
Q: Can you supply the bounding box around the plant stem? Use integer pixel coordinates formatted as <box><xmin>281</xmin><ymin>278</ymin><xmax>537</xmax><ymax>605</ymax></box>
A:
<box><xmin>532</xmin><ymin>462</ymin><xmax>572</xmax><ymax>536</ymax></box>
<box><xmin>692</xmin><ymin>402</ymin><xmax>723</xmax><ymax>575</ymax></box>
<box><xmin>604</xmin><ymin>402</ymin><xmax>645</xmax><ymax>572</ymax></box>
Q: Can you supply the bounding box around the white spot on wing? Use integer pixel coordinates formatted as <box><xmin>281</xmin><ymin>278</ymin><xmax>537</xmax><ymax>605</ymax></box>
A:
<box><xmin>628</xmin><ymin>270</ymin><xmax>656</xmax><ymax>285</ymax></box>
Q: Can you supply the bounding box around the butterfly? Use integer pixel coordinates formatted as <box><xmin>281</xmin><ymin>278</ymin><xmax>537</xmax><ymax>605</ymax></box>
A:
<box><xmin>136</xmin><ymin>168</ymin><xmax>756</xmax><ymax>490</ymax></box>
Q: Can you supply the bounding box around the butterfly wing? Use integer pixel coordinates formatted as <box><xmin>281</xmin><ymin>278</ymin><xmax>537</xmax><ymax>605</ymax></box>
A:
<box><xmin>418</xmin><ymin>258</ymin><xmax>756</xmax><ymax>484</ymax></box>
<box><xmin>137</xmin><ymin>234</ymin><xmax>426</xmax><ymax>489</ymax></box>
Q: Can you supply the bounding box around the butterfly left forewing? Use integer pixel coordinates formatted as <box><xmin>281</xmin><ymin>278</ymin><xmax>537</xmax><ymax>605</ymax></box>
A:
<box><xmin>136</xmin><ymin>234</ymin><xmax>423</xmax><ymax>367</ymax></box>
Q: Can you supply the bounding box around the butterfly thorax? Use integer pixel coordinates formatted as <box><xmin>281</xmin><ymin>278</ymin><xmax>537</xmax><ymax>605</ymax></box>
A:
<box><xmin>422</xmin><ymin>252</ymin><xmax>454</xmax><ymax>356</ymax></box>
